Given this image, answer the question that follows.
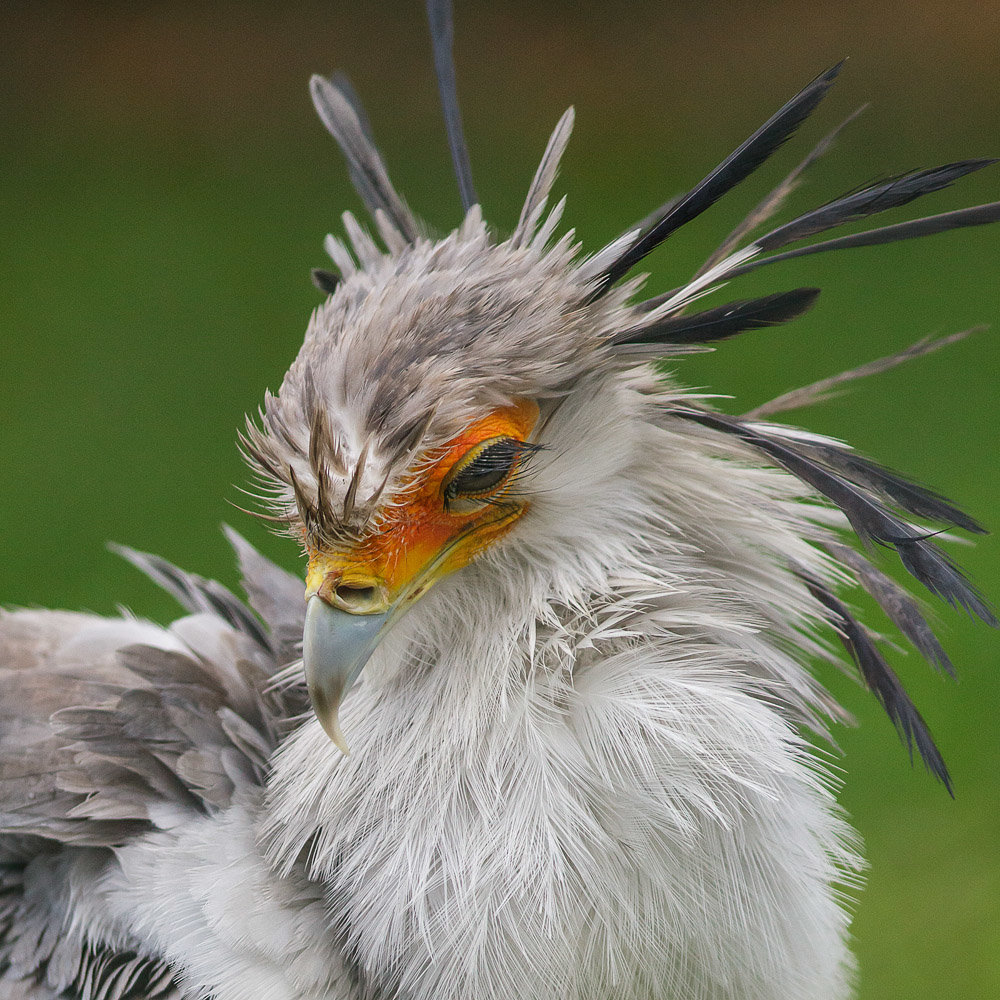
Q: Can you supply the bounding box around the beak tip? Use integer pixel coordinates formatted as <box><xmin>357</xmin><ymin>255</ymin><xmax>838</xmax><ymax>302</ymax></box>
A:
<box><xmin>307</xmin><ymin>677</ymin><xmax>352</xmax><ymax>753</ymax></box>
<box><xmin>320</xmin><ymin>710</ymin><xmax>351</xmax><ymax>755</ymax></box>
<box><xmin>303</xmin><ymin>596</ymin><xmax>389</xmax><ymax>755</ymax></box>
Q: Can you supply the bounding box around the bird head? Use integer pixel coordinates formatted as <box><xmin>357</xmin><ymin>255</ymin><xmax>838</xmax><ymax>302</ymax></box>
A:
<box><xmin>241</xmin><ymin>201</ymin><xmax>658</xmax><ymax>751</ymax></box>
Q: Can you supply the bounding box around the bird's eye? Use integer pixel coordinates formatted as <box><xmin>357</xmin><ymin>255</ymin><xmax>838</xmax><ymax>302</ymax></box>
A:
<box><xmin>443</xmin><ymin>437</ymin><xmax>526</xmax><ymax>504</ymax></box>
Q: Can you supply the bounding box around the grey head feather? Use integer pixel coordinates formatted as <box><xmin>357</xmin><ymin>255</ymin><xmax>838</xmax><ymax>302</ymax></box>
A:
<box><xmin>512</xmin><ymin>107</ymin><xmax>576</xmax><ymax>249</ymax></box>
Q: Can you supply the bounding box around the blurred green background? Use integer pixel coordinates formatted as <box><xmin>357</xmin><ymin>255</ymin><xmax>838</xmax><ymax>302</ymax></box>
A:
<box><xmin>2</xmin><ymin>2</ymin><xmax>998</xmax><ymax>996</ymax></box>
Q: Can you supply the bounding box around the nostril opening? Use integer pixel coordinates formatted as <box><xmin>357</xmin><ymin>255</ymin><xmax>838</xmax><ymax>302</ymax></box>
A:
<box><xmin>335</xmin><ymin>584</ymin><xmax>378</xmax><ymax>608</ymax></box>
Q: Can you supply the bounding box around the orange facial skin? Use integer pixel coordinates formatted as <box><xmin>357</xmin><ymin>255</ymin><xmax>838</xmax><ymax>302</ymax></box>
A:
<box><xmin>305</xmin><ymin>398</ymin><xmax>539</xmax><ymax>607</ymax></box>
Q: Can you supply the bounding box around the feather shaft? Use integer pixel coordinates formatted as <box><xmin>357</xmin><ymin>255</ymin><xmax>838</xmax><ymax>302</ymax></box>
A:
<box><xmin>745</xmin><ymin>328</ymin><xmax>982</xmax><ymax>419</ymax></box>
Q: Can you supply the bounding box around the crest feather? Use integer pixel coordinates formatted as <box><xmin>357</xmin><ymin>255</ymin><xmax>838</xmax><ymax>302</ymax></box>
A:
<box><xmin>512</xmin><ymin>108</ymin><xmax>576</xmax><ymax>249</ymax></box>
<box><xmin>309</xmin><ymin>74</ymin><xmax>419</xmax><ymax>242</ymax></box>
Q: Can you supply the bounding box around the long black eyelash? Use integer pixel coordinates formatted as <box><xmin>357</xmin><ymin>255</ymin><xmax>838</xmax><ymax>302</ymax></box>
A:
<box><xmin>444</xmin><ymin>440</ymin><xmax>544</xmax><ymax>505</ymax></box>
<box><xmin>482</xmin><ymin>459</ymin><xmax>542</xmax><ymax>503</ymax></box>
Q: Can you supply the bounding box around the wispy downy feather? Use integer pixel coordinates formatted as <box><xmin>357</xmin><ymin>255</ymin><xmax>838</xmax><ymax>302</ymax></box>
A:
<box><xmin>745</xmin><ymin>328</ymin><xmax>982</xmax><ymax>418</ymax></box>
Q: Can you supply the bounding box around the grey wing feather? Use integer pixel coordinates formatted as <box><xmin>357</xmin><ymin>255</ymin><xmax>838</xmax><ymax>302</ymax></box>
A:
<box><xmin>109</xmin><ymin>541</ymin><xmax>273</xmax><ymax>654</ymax></box>
<box><xmin>0</xmin><ymin>530</ymin><xmax>303</xmax><ymax>999</ymax></box>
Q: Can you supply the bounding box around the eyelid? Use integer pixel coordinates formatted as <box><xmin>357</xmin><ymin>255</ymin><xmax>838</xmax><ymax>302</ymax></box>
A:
<box><xmin>442</xmin><ymin>436</ymin><xmax>539</xmax><ymax>506</ymax></box>
<box><xmin>442</xmin><ymin>436</ymin><xmax>512</xmax><ymax>501</ymax></box>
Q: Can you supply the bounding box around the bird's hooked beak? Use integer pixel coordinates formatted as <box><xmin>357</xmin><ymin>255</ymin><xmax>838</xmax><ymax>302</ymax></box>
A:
<box><xmin>302</xmin><ymin>549</ymin><xmax>430</xmax><ymax>753</ymax></box>
<box><xmin>301</xmin><ymin>517</ymin><xmax>512</xmax><ymax>752</ymax></box>
<box><xmin>302</xmin><ymin>596</ymin><xmax>390</xmax><ymax>753</ymax></box>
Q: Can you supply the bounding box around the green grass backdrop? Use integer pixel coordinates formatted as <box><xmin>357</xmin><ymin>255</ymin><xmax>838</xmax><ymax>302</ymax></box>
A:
<box><xmin>2</xmin><ymin>2</ymin><xmax>998</xmax><ymax>996</ymax></box>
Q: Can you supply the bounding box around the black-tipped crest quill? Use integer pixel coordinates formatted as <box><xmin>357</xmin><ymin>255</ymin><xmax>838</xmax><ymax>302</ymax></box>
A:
<box><xmin>592</xmin><ymin>61</ymin><xmax>844</xmax><ymax>297</ymax></box>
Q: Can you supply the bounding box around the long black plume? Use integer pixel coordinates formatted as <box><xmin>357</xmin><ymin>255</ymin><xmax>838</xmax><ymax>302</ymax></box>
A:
<box><xmin>614</xmin><ymin>288</ymin><xmax>819</xmax><ymax>347</ymax></box>
<box><xmin>426</xmin><ymin>0</ymin><xmax>477</xmax><ymax>211</ymax></box>
<box><xmin>800</xmin><ymin>444</ymin><xmax>986</xmax><ymax>535</ymax></box>
<box><xmin>676</xmin><ymin>409</ymin><xmax>926</xmax><ymax>546</ymax></box>
<box><xmin>825</xmin><ymin>541</ymin><xmax>956</xmax><ymax>677</ymax></box>
<box><xmin>800</xmin><ymin>573</ymin><xmax>952</xmax><ymax>792</ymax></box>
<box><xmin>671</xmin><ymin>408</ymin><xmax>995</xmax><ymax>622</ymax></box>
<box><xmin>896</xmin><ymin>539</ymin><xmax>997</xmax><ymax>625</ymax></box>
<box><xmin>697</xmin><ymin>105</ymin><xmax>868</xmax><ymax>278</ymax></box>
<box><xmin>756</xmin><ymin>159</ymin><xmax>997</xmax><ymax>251</ymax></box>
<box><xmin>726</xmin><ymin>201</ymin><xmax>1000</xmax><ymax>279</ymax></box>
<box><xmin>591</xmin><ymin>62</ymin><xmax>843</xmax><ymax>297</ymax></box>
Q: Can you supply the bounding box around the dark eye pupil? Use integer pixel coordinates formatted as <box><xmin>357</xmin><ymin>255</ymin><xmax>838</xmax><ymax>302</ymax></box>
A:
<box><xmin>448</xmin><ymin>439</ymin><xmax>521</xmax><ymax>499</ymax></box>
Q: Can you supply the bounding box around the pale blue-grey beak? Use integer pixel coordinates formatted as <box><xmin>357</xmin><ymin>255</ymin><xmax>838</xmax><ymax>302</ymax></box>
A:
<box><xmin>303</xmin><ymin>596</ymin><xmax>390</xmax><ymax>753</ymax></box>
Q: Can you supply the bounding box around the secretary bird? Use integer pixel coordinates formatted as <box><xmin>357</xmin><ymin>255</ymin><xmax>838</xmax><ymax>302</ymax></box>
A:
<box><xmin>1</xmin><ymin>2</ymin><xmax>998</xmax><ymax>998</ymax></box>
